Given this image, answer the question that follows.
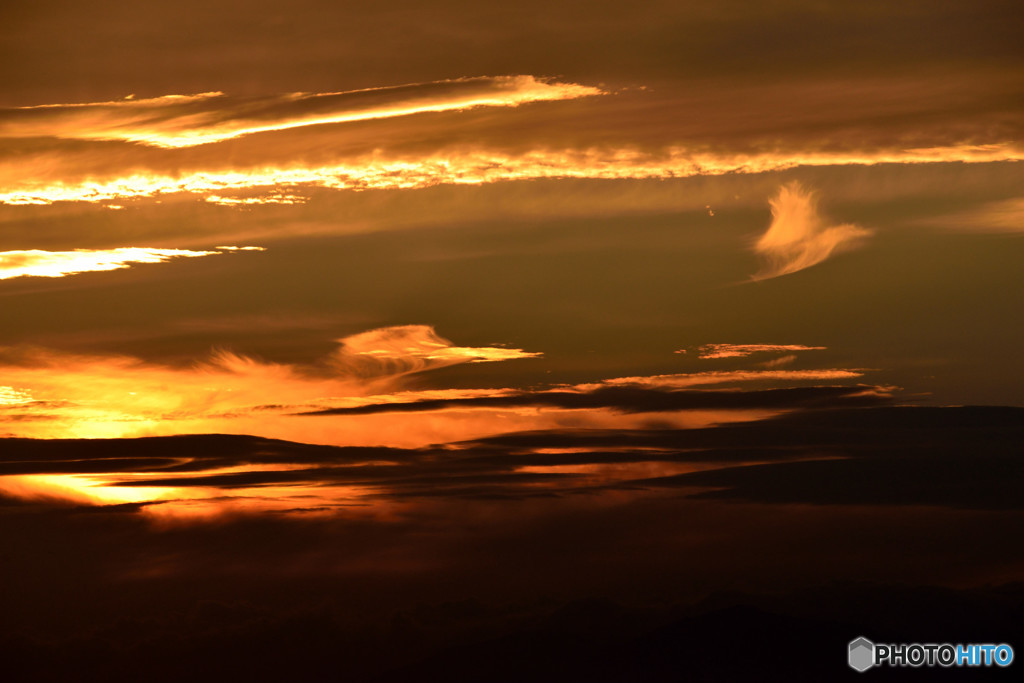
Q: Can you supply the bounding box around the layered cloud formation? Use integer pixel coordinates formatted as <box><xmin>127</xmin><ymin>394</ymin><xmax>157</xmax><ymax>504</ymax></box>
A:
<box><xmin>0</xmin><ymin>325</ymin><xmax>542</xmax><ymax>441</ymax></box>
<box><xmin>7</xmin><ymin>399</ymin><xmax>1023</xmax><ymax>521</ymax></box>
<box><xmin>1</xmin><ymin>71</ymin><xmax>1021</xmax><ymax>208</ymax></box>
<box><xmin>2</xmin><ymin>76</ymin><xmax>603</xmax><ymax>148</ymax></box>
<box><xmin>2</xmin><ymin>4</ymin><xmax>1022</xmax><ymax>680</ymax></box>
<box><xmin>0</xmin><ymin>378</ymin><xmax>896</xmax><ymax>514</ymax></box>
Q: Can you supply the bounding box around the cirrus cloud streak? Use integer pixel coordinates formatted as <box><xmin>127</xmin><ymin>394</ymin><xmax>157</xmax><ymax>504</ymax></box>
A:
<box><xmin>696</xmin><ymin>344</ymin><xmax>826</xmax><ymax>359</ymax></box>
<box><xmin>3</xmin><ymin>143</ymin><xmax>1020</xmax><ymax>207</ymax></box>
<box><xmin>0</xmin><ymin>246</ymin><xmax>264</xmax><ymax>280</ymax></box>
<box><xmin>1</xmin><ymin>76</ymin><xmax>604</xmax><ymax>148</ymax></box>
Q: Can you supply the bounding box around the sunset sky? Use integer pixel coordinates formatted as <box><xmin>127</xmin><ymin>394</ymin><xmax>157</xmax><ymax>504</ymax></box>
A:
<box><xmin>2</xmin><ymin>2</ymin><xmax>1022</xmax><ymax>680</ymax></box>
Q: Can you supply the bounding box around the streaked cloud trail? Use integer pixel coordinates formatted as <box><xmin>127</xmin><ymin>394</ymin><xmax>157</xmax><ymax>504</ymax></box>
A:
<box><xmin>330</xmin><ymin>325</ymin><xmax>542</xmax><ymax>378</ymax></box>
<box><xmin>0</xmin><ymin>246</ymin><xmax>263</xmax><ymax>280</ymax></box>
<box><xmin>0</xmin><ymin>380</ymin><xmax>896</xmax><ymax>516</ymax></box>
<box><xmin>569</xmin><ymin>369</ymin><xmax>866</xmax><ymax>392</ymax></box>
<box><xmin>696</xmin><ymin>344</ymin><xmax>826</xmax><ymax>359</ymax></box>
<box><xmin>1</xmin><ymin>76</ymin><xmax>603</xmax><ymax>148</ymax></box>
<box><xmin>752</xmin><ymin>182</ymin><xmax>871</xmax><ymax>280</ymax></box>
<box><xmin>0</xmin><ymin>326</ymin><xmax>877</xmax><ymax>447</ymax></box>
<box><xmin>924</xmin><ymin>197</ymin><xmax>1024</xmax><ymax>233</ymax></box>
<box><xmin>3</xmin><ymin>143</ymin><xmax>1020</xmax><ymax>206</ymax></box>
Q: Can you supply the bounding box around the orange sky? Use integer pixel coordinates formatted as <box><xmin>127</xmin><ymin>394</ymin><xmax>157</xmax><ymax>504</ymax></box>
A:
<box><xmin>0</xmin><ymin>6</ymin><xmax>1022</xmax><ymax>678</ymax></box>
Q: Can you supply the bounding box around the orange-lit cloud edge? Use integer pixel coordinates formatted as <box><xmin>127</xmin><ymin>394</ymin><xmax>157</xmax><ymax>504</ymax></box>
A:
<box><xmin>752</xmin><ymin>181</ymin><xmax>871</xmax><ymax>280</ymax></box>
<box><xmin>0</xmin><ymin>246</ymin><xmax>264</xmax><ymax>280</ymax></box>
<box><xmin>693</xmin><ymin>343</ymin><xmax>827</xmax><ymax>359</ymax></box>
<box><xmin>0</xmin><ymin>319</ymin><xmax>870</xmax><ymax>447</ymax></box>
<box><xmin>0</xmin><ymin>77</ymin><xmax>979</xmax><ymax>519</ymax></box>
<box><xmin>2</xmin><ymin>76</ymin><xmax>605</xmax><ymax>148</ymax></box>
<box><xmin>0</xmin><ymin>345</ymin><xmax>881</xmax><ymax>519</ymax></box>
<box><xmin>0</xmin><ymin>324</ymin><xmax>543</xmax><ymax>439</ymax></box>
<box><xmin>0</xmin><ymin>315</ymin><xmax>893</xmax><ymax>520</ymax></box>
<box><xmin>2</xmin><ymin>143</ymin><xmax>1020</xmax><ymax>207</ymax></box>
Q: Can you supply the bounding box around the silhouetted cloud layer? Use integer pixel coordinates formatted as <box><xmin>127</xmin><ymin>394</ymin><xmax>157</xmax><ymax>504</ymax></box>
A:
<box><xmin>5</xmin><ymin>403</ymin><xmax>1023</xmax><ymax>513</ymax></box>
<box><xmin>297</xmin><ymin>384</ymin><xmax>882</xmax><ymax>417</ymax></box>
<box><xmin>622</xmin><ymin>406</ymin><xmax>1024</xmax><ymax>510</ymax></box>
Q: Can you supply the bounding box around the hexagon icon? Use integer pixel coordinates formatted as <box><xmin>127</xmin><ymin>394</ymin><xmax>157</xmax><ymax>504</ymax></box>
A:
<box><xmin>848</xmin><ymin>637</ymin><xmax>875</xmax><ymax>672</ymax></box>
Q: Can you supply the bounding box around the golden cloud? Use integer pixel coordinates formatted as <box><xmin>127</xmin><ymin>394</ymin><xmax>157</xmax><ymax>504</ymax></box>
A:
<box><xmin>329</xmin><ymin>325</ymin><xmax>542</xmax><ymax>379</ymax></box>
<box><xmin>752</xmin><ymin>182</ymin><xmax>871</xmax><ymax>280</ymax></box>
<box><xmin>0</xmin><ymin>246</ymin><xmax>263</xmax><ymax>280</ymax></box>
<box><xmin>3</xmin><ymin>143</ymin><xmax>1020</xmax><ymax>207</ymax></box>
<box><xmin>1</xmin><ymin>76</ymin><xmax>603</xmax><ymax>148</ymax></box>
<box><xmin>0</xmin><ymin>326</ymin><xmax>541</xmax><ymax>441</ymax></box>
<box><xmin>696</xmin><ymin>344</ymin><xmax>827</xmax><ymax>359</ymax></box>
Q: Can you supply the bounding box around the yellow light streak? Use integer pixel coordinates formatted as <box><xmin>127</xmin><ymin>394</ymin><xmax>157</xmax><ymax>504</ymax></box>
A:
<box><xmin>3</xmin><ymin>77</ymin><xmax>603</xmax><ymax>148</ymax></box>
<box><xmin>0</xmin><ymin>247</ymin><xmax>225</xmax><ymax>280</ymax></box>
<box><xmin>0</xmin><ymin>246</ymin><xmax>264</xmax><ymax>281</ymax></box>
<box><xmin>2</xmin><ymin>143</ymin><xmax>1019</xmax><ymax>206</ymax></box>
